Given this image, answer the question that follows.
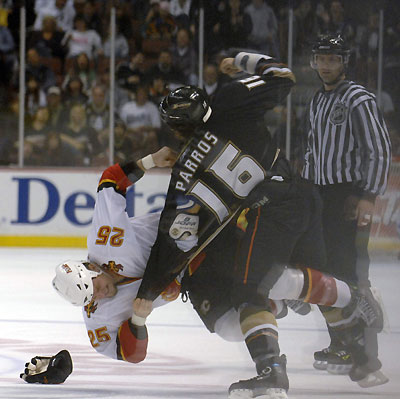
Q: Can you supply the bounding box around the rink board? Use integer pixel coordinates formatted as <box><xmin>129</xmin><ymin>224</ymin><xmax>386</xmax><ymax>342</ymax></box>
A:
<box><xmin>0</xmin><ymin>164</ymin><xmax>399</xmax><ymax>250</ymax></box>
<box><xmin>0</xmin><ymin>167</ymin><xmax>170</xmax><ymax>247</ymax></box>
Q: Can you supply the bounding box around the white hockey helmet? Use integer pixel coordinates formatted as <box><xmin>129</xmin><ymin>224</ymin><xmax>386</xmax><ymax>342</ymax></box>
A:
<box><xmin>52</xmin><ymin>260</ymin><xmax>101</xmax><ymax>306</ymax></box>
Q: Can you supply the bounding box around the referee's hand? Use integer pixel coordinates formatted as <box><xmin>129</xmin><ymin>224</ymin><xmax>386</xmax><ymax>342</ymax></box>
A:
<box><xmin>344</xmin><ymin>196</ymin><xmax>374</xmax><ymax>227</ymax></box>
<box><xmin>356</xmin><ymin>198</ymin><xmax>374</xmax><ymax>227</ymax></box>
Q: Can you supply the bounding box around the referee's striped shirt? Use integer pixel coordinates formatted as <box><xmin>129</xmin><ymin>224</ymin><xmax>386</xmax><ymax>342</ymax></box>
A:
<box><xmin>302</xmin><ymin>80</ymin><xmax>391</xmax><ymax>195</ymax></box>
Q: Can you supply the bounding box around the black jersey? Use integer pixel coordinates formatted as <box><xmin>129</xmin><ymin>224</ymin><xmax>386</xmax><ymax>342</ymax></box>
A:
<box><xmin>138</xmin><ymin>54</ymin><xmax>295</xmax><ymax>301</ymax></box>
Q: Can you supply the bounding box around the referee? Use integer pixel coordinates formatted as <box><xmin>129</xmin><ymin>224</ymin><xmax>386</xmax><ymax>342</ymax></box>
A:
<box><xmin>302</xmin><ymin>34</ymin><xmax>391</xmax><ymax>386</ymax></box>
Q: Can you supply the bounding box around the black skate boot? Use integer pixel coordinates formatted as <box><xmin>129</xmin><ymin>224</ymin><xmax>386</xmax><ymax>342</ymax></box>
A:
<box><xmin>349</xmin><ymin>363</ymin><xmax>389</xmax><ymax>388</ymax></box>
<box><xmin>313</xmin><ymin>346</ymin><xmax>352</xmax><ymax>373</ymax></box>
<box><xmin>228</xmin><ymin>355</ymin><xmax>289</xmax><ymax>399</ymax></box>
<box><xmin>313</xmin><ymin>347</ymin><xmax>331</xmax><ymax>370</ymax></box>
<box><xmin>326</xmin><ymin>349</ymin><xmax>353</xmax><ymax>375</ymax></box>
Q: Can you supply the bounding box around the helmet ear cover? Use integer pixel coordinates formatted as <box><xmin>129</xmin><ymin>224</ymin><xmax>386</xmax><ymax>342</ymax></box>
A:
<box><xmin>52</xmin><ymin>261</ymin><xmax>101</xmax><ymax>306</ymax></box>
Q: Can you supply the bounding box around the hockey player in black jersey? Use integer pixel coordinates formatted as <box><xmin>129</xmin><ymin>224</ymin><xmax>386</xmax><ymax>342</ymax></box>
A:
<box><xmin>134</xmin><ymin>52</ymin><xmax>384</xmax><ymax>399</ymax></box>
<box><xmin>136</xmin><ymin>53</ymin><xmax>295</xmax><ymax>301</ymax></box>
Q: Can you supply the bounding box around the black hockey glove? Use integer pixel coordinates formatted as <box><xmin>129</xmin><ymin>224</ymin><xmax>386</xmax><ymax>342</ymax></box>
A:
<box><xmin>20</xmin><ymin>349</ymin><xmax>73</xmax><ymax>384</ymax></box>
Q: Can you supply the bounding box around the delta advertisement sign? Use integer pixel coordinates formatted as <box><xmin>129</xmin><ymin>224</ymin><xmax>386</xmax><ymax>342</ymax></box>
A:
<box><xmin>0</xmin><ymin>165</ymin><xmax>399</xmax><ymax>250</ymax></box>
<box><xmin>0</xmin><ymin>168</ymin><xmax>170</xmax><ymax>246</ymax></box>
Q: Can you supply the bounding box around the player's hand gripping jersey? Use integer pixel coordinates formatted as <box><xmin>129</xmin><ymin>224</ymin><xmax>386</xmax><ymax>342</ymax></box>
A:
<box><xmin>84</xmin><ymin>162</ymin><xmax>175</xmax><ymax>363</ymax></box>
<box><xmin>137</xmin><ymin>53</ymin><xmax>296</xmax><ymax>301</ymax></box>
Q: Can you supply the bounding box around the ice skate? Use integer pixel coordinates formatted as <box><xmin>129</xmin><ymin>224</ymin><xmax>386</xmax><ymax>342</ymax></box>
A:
<box><xmin>350</xmin><ymin>362</ymin><xmax>389</xmax><ymax>388</ymax></box>
<box><xmin>326</xmin><ymin>349</ymin><xmax>352</xmax><ymax>375</ymax></box>
<box><xmin>229</xmin><ymin>355</ymin><xmax>289</xmax><ymax>399</ymax></box>
<box><xmin>313</xmin><ymin>346</ymin><xmax>330</xmax><ymax>370</ymax></box>
<box><xmin>313</xmin><ymin>346</ymin><xmax>352</xmax><ymax>374</ymax></box>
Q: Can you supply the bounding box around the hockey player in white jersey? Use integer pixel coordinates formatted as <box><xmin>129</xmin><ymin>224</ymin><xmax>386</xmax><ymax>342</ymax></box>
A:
<box><xmin>20</xmin><ymin>147</ymin><xmax>386</xmax><ymax>398</ymax></box>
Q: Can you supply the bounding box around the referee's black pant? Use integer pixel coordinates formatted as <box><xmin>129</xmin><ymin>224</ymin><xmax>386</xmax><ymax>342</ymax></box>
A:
<box><xmin>318</xmin><ymin>183</ymin><xmax>372</xmax><ymax>288</ymax></box>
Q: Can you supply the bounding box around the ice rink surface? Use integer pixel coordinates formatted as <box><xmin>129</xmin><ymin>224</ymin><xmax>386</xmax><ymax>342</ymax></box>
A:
<box><xmin>0</xmin><ymin>247</ymin><xmax>399</xmax><ymax>399</ymax></box>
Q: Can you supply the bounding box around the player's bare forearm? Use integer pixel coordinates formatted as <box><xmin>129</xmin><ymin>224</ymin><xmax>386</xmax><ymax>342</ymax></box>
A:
<box><xmin>133</xmin><ymin>297</ymin><xmax>153</xmax><ymax>319</ymax></box>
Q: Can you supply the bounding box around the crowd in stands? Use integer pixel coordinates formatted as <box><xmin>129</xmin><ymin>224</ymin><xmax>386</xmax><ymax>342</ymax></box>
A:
<box><xmin>0</xmin><ymin>0</ymin><xmax>399</xmax><ymax>167</ymax></box>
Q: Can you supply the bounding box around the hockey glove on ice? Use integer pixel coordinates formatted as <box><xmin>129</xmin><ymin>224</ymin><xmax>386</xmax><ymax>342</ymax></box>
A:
<box><xmin>20</xmin><ymin>349</ymin><xmax>73</xmax><ymax>384</ymax></box>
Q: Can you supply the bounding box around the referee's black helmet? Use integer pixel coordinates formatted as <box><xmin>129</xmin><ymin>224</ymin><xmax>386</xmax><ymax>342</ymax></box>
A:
<box><xmin>312</xmin><ymin>33</ymin><xmax>350</xmax><ymax>58</ymax></box>
<box><xmin>159</xmin><ymin>86</ymin><xmax>212</xmax><ymax>133</ymax></box>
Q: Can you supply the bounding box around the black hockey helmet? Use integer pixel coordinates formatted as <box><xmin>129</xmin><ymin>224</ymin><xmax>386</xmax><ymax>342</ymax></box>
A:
<box><xmin>159</xmin><ymin>86</ymin><xmax>212</xmax><ymax>132</ymax></box>
<box><xmin>311</xmin><ymin>33</ymin><xmax>350</xmax><ymax>65</ymax></box>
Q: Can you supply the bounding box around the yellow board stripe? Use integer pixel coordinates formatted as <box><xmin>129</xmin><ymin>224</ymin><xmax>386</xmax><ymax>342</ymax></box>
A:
<box><xmin>0</xmin><ymin>236</ymin><xmax>87</xmax><ymax>247</ymax></box>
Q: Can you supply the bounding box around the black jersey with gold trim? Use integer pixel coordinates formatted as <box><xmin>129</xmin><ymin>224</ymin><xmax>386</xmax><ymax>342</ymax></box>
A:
<box><xmin>138</xmin><ymin>54</ymin><xmax>296</xmax><ymax>301</ymax></box>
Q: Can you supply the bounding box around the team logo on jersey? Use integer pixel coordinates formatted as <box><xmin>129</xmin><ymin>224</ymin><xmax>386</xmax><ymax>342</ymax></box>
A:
<box><xmin>330</xmin><ymin>102</ymin><xmax>347</xmax><ymax>125</ymax></box>
<box><xmin>85</xmin><ymin>301</ymin><xmax>98</xmax><ymax>318</ymax></box>
<box><xmin>102</xmin><ymin>261</ymin><xmax>124</xmax><ymax>275</ymax></box>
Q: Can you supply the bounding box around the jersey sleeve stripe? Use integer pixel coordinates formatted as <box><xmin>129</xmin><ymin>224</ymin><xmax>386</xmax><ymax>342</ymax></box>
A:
<box><xmin>98</xmin><ymin>164</ymin><xmax>133</xmax><ymax>194</ymax></box>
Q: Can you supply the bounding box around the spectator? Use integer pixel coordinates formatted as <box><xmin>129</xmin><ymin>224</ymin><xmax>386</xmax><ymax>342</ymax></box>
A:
<box><xmin>26</xmin><ymin>106</ymin><xmax>51</xmax><ymax>141</ymax></box>
<box><xmin>92</xmin><ymin>120</ymin><xmax>135</xmax><ymax>166</ymax></box>
<box><xmin>63</xmin><ymin>14</ymin><xmax>102</xmax><ymax>60</ymax></box>
<box><xmin>189</xmin><ymin>1</ymin><xmax>223</xmax><ymax>58</ymax></box>
<box><xmin>86</xmin><ymin>84</ymin><xmax>109</xmax><ymax>133</ymax></box>
<box><xmin>367</xmin><ymin>74</ymin><xmax>395</xmax><ymax>120</ymax></box>
<box><xmin>384</xmin><ymin>18</ymin><xmax>400</xmax><ymax>108</ymax></box>
<box><xmin>116</xmin><ymin>52</ymin><xmax>147</xmax><ymax>93</ymax></box>
<box><xmin>0</xmin><ymin>23</ymin><xmax>15</xmax><ymax>87</ymax></box>
<box><xmin>28</xmin><ymin>15</ymin><xmax>66</xmax><ymax>60</ymax></box>
<box><xmin>357</xmin><ymin>12</ymin><xmax>379</xmax><ymax>62</ymax></box>
<box><xmin>143</xmin><ymin>0</ymin><xmax>177</xmax><ymax>40</ymax></box>
<box><xmin>25</xmin><ymin>75</ymin><xmax>47</xmax><ymax>123</ymax></box>
<box><xmin>42</xmin><ymin>129</ymin><xmax>84</xmax><ymax>166</ymax></box>
<box><xmin>244</xmin><ymin>0</ymin><xmax>279</xmax><ymax>57</ymax></box>
<box><xmin>170</xmin><ymin>27</ymin><xmax>197</xmax><ymax>85</ymax></box>
<box><xmin>25</xmin><ymin>47</ymin><xmax>56</xmax><ymax>92</ymax></box>
<box><xmin>146</xmin><ymin>49</ymin><xmax>184</xmax><ymax>87</ymax></box>
<box><xmin>219</xmin><ymin>0</ymin><xmax>252</xmax><ymax>50</ymax></box>
<box><xmin>62</xmin><ymin>76</ymin><xmax>88</xmax><ymax>111</ymax></box>
<box><xmin>46</xmin><ymin>85</ymin><xmax>68</xmax><ymax>130</ymax></box>
<box><xmin>62</xmin><ymin>52</ymin><xmax>96</xmax><ymax>94</ymax></box>
<box><xmin>102</xmin><ymin>24</ymin><xmax>129</xmax><ymax>59</ymax></box>
<box><xmin>33</xmin><ymin>0</ymin><xmax>75</xmax><ymax>32</ymax></box>
<box><xmin>81</xmin><ymin>0</ymin><xmax>102</xmax><ymax>34</ymax></box>
<box><xmin>169</xmin><ymin>0</ymin><xmax>194</xmax><ymax>28</ymax></box>
<box><xmin>23</xmin><ymin>106</ymin><xmax>51</xmax><ymax>165</ymax></box>
<box><xmin>316</xmin><ymin>0</ymin><xmax>355</xmax><ymax>43</ymax></box>
<box><xmin>61</xmin><ymin>103</ymin><xmax>100</xmax><ymax>165</ymax></box>
<box><xmin>118</xmin><ymin>84</ymin><xmax>160</xmax><ymax>159</ymax></box>
<box><xmin>291</xmin><ymin>0</ymin><xmax>318</xmax><ymax>55</ymax></box>
<box><xmin>0</xmin><ymin>95</ymin><xmax>18</xmax><ymax>165</ymax></box>
<box><xmin>148</xmin><ymin>74</ymin><xmax>169</xmax><ymax>105</ymax></box>
<box><xmin>202</xmin><ymin>63</ymin><xmax>222</xmax><ymax>98</ymax></box>
<box><xmin>95</xmin><ymin>63</ymin><xmax>130</xmax><ymax>113</ymax></box>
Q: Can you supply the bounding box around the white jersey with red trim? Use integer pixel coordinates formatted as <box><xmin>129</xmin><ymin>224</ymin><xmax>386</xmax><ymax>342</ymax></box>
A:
<box><xmin>82</xmin><ymin>162</ymin><xmax>173</xmax><ymax>362</ymax></box>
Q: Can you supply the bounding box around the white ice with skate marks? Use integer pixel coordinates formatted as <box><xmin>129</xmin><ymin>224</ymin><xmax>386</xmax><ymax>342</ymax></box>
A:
<box><xmin>0</xmin><ymin>248</ymin><xmax>400</xmax><ymax>399</ymax></box>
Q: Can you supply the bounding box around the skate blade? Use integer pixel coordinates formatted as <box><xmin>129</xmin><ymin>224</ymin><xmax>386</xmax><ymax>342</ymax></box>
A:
<box><xmin>313</xmin><ymin>360</ymin><xmax>327</xmax><ymax>370</ymax></box>
<box><xmin>357</xmin><ymin>370</ymin><xmax>389</xmax><ymax>388</ymax></box>
<box><xmin>327</xmin><ymin>364</ymin><xmax>352</xmax><ymax>375</ymax></box>
<box><xmin>229</xmin><ymin>388</ymin><xmax>288</xmax><ymax>399</ymax></box>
